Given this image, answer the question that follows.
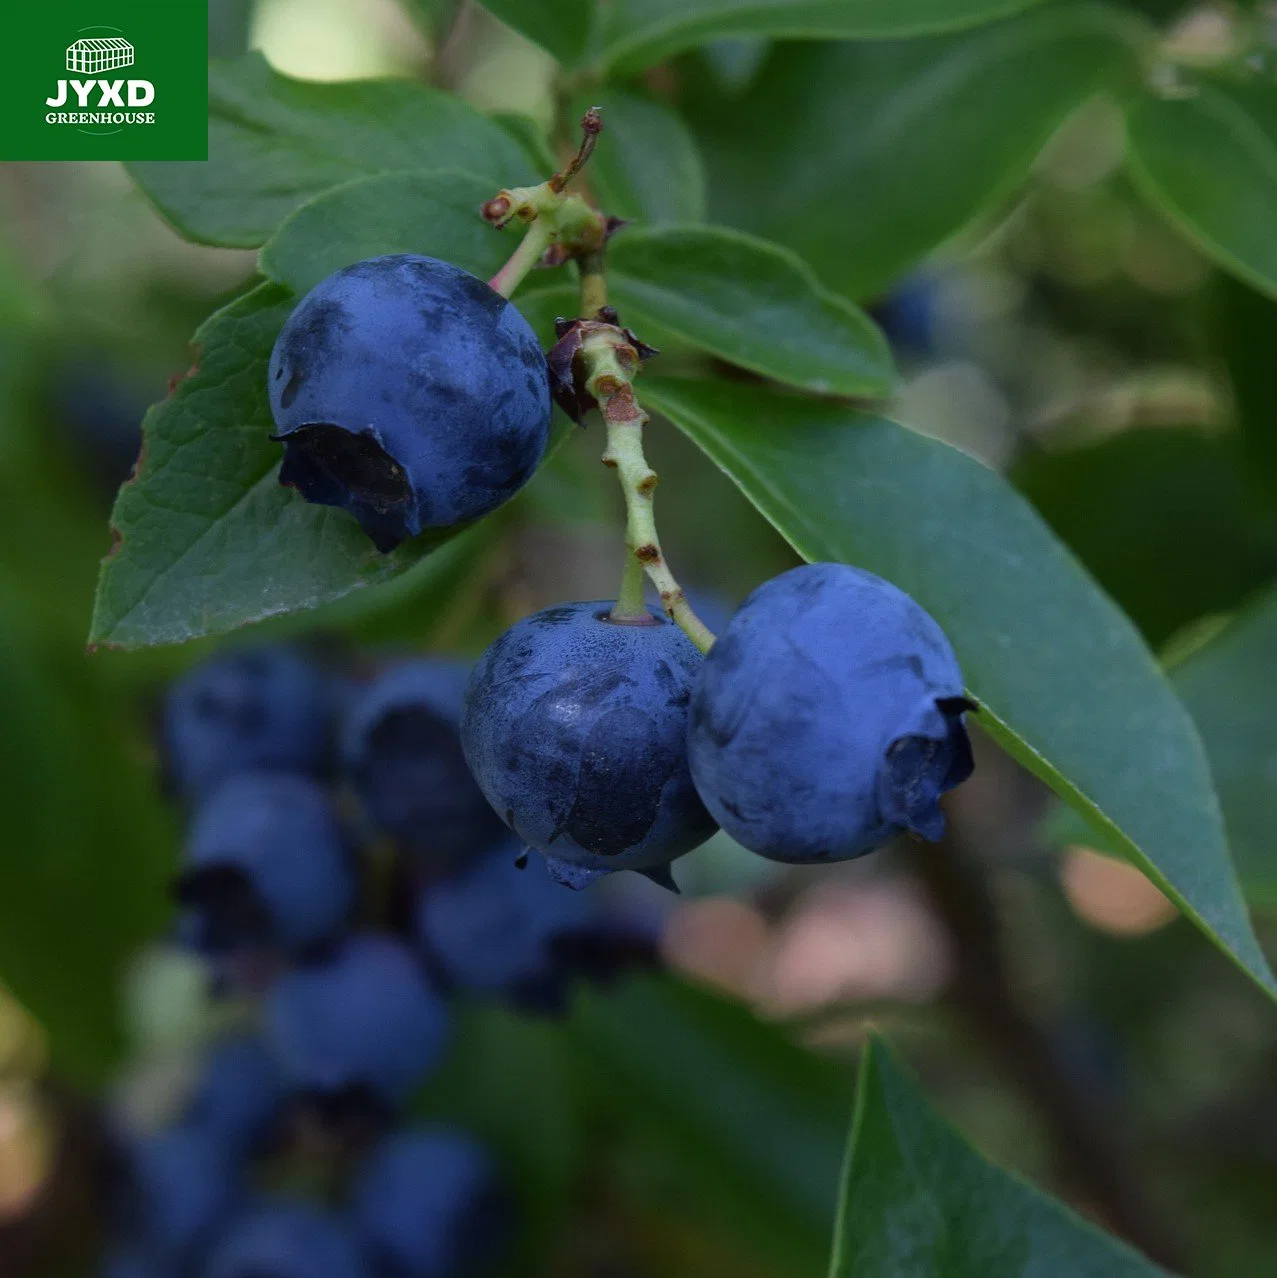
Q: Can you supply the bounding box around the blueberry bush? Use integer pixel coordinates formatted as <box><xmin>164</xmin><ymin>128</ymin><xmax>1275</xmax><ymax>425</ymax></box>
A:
<box><xmin>4</xmin><ymin>0</ymin><xmax>1277</xmax><ymax>1274</ymax></box>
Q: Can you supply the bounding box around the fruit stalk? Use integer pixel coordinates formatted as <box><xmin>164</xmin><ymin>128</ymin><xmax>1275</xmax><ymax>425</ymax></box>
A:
<box><xmin>578</xmin><ymin>257</ymin><xmax>609</xmax><ymax>320</ymax></box>
<box><xmin>581</xmin><ymin>300</ymin><xmax>715</xmax><ymax>652</ymax></box>
<box><xmin>488</xmin><ymin>218</ymin><xmax>554</xmax><ymax>299</ymax></box>
<box><xmin>482</xmin><ymin>107</ymin><xmax>714</xmax><ymax>652</ymax></box>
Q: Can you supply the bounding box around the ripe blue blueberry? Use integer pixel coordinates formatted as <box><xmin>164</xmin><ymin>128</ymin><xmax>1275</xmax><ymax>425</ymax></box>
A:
<box><xmin>688</xmin><ymin>563</ymin><xmax>973</xmax><ymax>863</ymax></box>
<box><xmin>415</xmin><ymin>838</ymin><xmax>591</xmax><ymax>997</ymax></box>
<box><xmin>161</xmin><ymin>647</ymin><xmax>332</xmax><ymax>802</ymax></box>
<box><xmin>203</xmin><ymin>1200</ymin><xmax>372</xmax><ymax>1278</ymax></box>
<box><xmin>461</xmin><ymin>602</ymin><xmax>718</xmax><ymax>890</ymax></box>
<box><xmin>268</xmin><ymin>254</ymin><xmax>551</xmax><ymax>552</ymax></box>
<box><xmin>117</xmin><ymin>1124</ymin><xmax>242</xmax><ymax>1271</ymax></box>
<box><xmin>349</xmin><ymin>1128</ymin><xmax>503</xmax><ymax>1278</ymax></box>
<box><xmin>184</xmin><ymin>1034</ymin><xmax>284</xmax><ymax>1155</ymax></box>
<box><xmin>176</xmin><ymin>773</ymin><xmax>354</xmax><ymax>956</ymax></box>
<box><xmin>341</xmin><ymin>659</ymin><xmax>504</xmax><ymax>862</ymax></box>
<box><xmin>265</xmin><ymin>935</ymin><xmax>448</xmax><ymax>1113</ymax></box>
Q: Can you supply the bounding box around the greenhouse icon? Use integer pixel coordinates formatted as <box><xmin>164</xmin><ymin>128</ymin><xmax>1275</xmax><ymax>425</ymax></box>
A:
<box><xmin>66</xmin><ymin>36</ymin><xmax>134</xmax><ymax>75</ymax></box>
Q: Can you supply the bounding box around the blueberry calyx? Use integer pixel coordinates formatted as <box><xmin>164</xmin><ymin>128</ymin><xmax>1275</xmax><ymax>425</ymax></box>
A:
<box><xmin>274</xmin><ymin>424</ymin><xmax>416</xmax><ymax>553</ymax></box>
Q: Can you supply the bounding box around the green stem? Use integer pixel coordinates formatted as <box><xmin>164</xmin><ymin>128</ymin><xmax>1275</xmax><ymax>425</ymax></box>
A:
<box><xmin>613</xmin><ymin>547</ymin><xmax>648</xmax><ymax>621</ymax></box>
<box><xmin>483</xmin><ymin>104</ymin><xmax>714</xmax><ymax>650</ymax></box>
<box><xmin>488</xmin><ymin>218</ymin><xmax>553</xmax><ymax>299</ymax></box>
<box><xmin>590</xmin><ymin>355</ymin><xmax>715</xmax><ymax>652</ymax></box>
<box><xmin>578</xmin><ymin>250</ymin><xmax>609</xmax><ymax>319</ymax></box>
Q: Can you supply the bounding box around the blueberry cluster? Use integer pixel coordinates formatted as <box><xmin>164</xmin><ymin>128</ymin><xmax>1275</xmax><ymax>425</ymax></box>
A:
<box><xmin>102</xmin><ymin>645</ymin><xmax>650</xmax><ymax>1277</ymax></box>
<box><xmin>460</xmin><ymin>564</ymin><xmax>975</xmax><ymax>892</ymax></box>
<box><xmin>266</xmin><ymin>254</ymin><xmax>976</xmax><ymax>899</ymax></box>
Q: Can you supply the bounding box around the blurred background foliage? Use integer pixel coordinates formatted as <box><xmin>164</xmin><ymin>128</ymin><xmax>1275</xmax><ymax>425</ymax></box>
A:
<box><xmin>3</xmin><ymin>0</ymin><xmax>1277</xmax><ymax>1274</ymax></box>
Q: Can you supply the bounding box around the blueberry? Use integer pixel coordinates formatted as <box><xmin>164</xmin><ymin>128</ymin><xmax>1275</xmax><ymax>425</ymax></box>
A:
<box><xmin>268</xmin><ymin>254</ymin><xmax>551</xmax><ymax>552</ymax></box>
<box><xmin>688</xmin><ymin>563</ymin><xmax>973</xmax><ymax>862</ymax></box>
<box><xmin>161</xmin><ymin>647</ymin><xmax>332</xmax><ymax>802</ymax></box>
<box><xmin>184</xmin><ymin>1035</ymin><xmax>284</xmax><ymax>1155</ymax></box>
<box><xmin>175</xmin><ymin>774</ymin><xmax>354</xmax><ymax>956</ymax></box>
<box><xmin>265</xmin><ymin>935</ymin><xmax>448</xmax><ymax>1113</ymax></box>
<box><xmin>461</xmin><ymin>602</ymin><xmax>718</xmax><ymax>889</ymax></box>
<box><xmin>349</xmin><ymin>1128</ymin><xmax>503</xmax><ymax>1278</ymax></box>
<box><xmin>202</xmin><ymin>1200</ymin><xmax>371</xmax><ymax>1278</ymax></box>
<box><xmin>869</xmin><ymin>273</ymin><xmax>939</xmax><ymax>357</ymax></box>
<box><xmin>415</xmin><ymin>838</ymin><xmax>591</xmax><ymax>997</ymax></box>
<box><xmin>116</xmin><ymin>1124</ymin><xmax>242</xmax><ymax>1271</ymax></box>
<box><xmin>341</xmin><ymin>659</ymin><xmax>504</xmax><ymax>863</ymax></box>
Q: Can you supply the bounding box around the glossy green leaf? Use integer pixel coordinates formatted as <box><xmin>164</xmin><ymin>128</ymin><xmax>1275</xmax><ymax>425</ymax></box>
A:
<box><xmin>279</xmin><ymin>522</ymin><xmax>498</xmax><ymax>645</ymax></box>
<box><xmin>490</xmin><ymin>110</ymin><xmax>560</xmax><ymax>174</ymax></box>
<box><xmin>593</xmin><ymin>0</ymin><xmax>1052</xmax><ymax>76</ymax></box>
<box><xmin>1127</xmin><ymin>77</ymin><xmax>1277</xmax><ymax>300</ymax></box>
<box><xmin>571</xmin><ymin>88</ymin><xmax>707</xmax><ymax>223</ymax></box>
<box><xmin>511</xmin><ymin>281</ymin><xmax>579</xmax><ymax>346</ymax></box>
<box><xmin>258</xmin><ymin>170</ymin><xmax>505</xmax><ymax>295</ymax></box>
<box><xmin>645</xmin><ymin>376</ymin><xmax>1275</xmax><ymax>999</ymax></box>
<box><xmin>1013</xmin><ymin>428</ymin><xmax>1277</xmax><ymax>647</ymax></box>
<box><xmin>572</xmin><ymin>976</ymin><xmax>850</xmax><ymax>1276</ymax></box>
<box><xmin>609</xmin><ymin>227</ymin><xmax>895</xmax><ymax>395</ymax></box>
<box><xmin>831</xmin><ymin>1037</ymin><xmax>1171</xmax><ymax>1277</ymax></box>
<box><xmin>688</xmin><ymin>6</ymin><xmax>1144</xmax><ymax>300</ymax></box>
<box><xmin>128</xmin><ymin>53</ymin><xmax>533</xmax><ymax>248</ymax></box>
<box><xmin>701</xmin><ymin>34</ymin><xmax>773</xmax><ymax>94</ymax></box>
<box><xmin>207</xmin><ymin>0</ymin><xmax>254</xmax><ymax>57</ymax></box>
<box><xmin>478</xmin><ymin>0</ymin><xmax>594</xmax><ymax>65</ymax></box>
<box><xmin>1171</xmin><ymin>584</ymin><xmax>1277</xmax><ymax>909</ymax></box>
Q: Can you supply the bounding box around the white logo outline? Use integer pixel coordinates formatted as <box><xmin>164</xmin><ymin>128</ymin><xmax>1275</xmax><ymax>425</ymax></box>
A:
<box><xmin>65</xmin><ymin>36</ymin><xmax>134</xmax><ymax>75</ymax></box>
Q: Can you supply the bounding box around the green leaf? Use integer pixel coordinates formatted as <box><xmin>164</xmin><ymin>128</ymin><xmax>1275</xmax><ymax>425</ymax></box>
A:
<box><xmin>570</xmin><ymin>89</ymin><xmax>707</xmax><ymax>223</ymax></box>
<box><xmin>1127</xmin><ymin>77</ymin><xmax>1277</xmax><ymax>300</ymax></box>
<box><xmin>1013</xmin><ymin>427</ymin><xmax>1277</xmax><ymax>647</ymax></box>
<box><xmin>593</xmin><ymin>0</ymin><xmax>1054</xmax><ymax>76</ymax></box>
<box><xmin>572</xmin><ymin>976</ymin><xmax>850</xmax><ymax>1276</ymax></box>
<box><xmin>207</xmin><ymin>0</ymin><xmax>254</xmax><ymax>58</ymax></box>
<box><xmin>610</xmin><ymin>226</ymin><xmax>895</xmax><ymax>396</ymax></box>
<box><xmin>644</xmin><ymin>376</ymin><xmax>1275</xmax><ymax>1000</ymax></box>
<box><xmin>510</xmin><ymin>281</ymin><xmax>579</xmax><ymax>346</ymax></box>
<box><xmin>701</xmin><ymin>34</ymin><xmax>773</xmax><ymax>94</ymax></box>
<box><xmin>832</xmin><ymin>1037</ymin><xmax>1171</xmax><ymax>1277</ymax></box>
<box><xmin>490</xmin><ymin>110</ymin><xmax>560</xmax><ymax>174</ymax></box>
<box><xmin>258</xmin><ymin>170</ymin><xmax>506</xmax><ymax>295</ymax></box>
<box><xmin>128</xmin><ymin>52</ymin><xmax>533</xmax><ymax>248</ymax></box>
<box><xmin>395</xmin><ymin>0</ymin><xmax>461</xmax><ymax>42</ymax></box>
<box><xmin>279</xmin><ymin>522</ymin><xmax>498</xmax><ymax>645</ymax></box>
<box><xmin>1171</xmin><ymin>584</ymin><xmax>1277</xmax><ymax>910</ymax></box>
<box><xmin>687</xmin><ymin>5</ymin><xmax>1144</xmax><ymax>300</ymax></box>
<box><xmin>477</xmin><ymin>0</ymin><xmax>594</xmax><ymax>66</ymax></box>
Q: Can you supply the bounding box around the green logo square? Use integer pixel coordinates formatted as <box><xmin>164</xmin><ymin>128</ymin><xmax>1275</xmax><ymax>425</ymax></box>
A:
<box><xmin>1</xmin><ymin>2</ymin><xmax>208</xmax><ymax>160</ymax></box>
